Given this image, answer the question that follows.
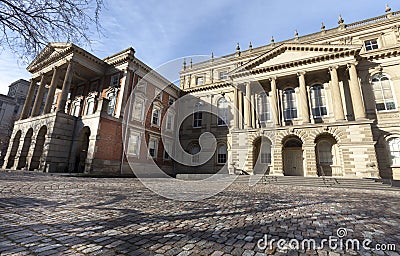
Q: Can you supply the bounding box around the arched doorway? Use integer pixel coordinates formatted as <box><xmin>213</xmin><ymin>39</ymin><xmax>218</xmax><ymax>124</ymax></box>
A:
<box><xmin>6</xmin><ymin>130</ymin><xmax>21</xmax><ymax>168</ymax></box>
<box><xmin>253</xmin><ymin>137</ymin><xmax>272</xmax><ymax>174</ymax></box>
<box><xmin>30</xmin><ymin>126</ymin><xmax>47</xmax><ymax>171</ymax></box>
<box><xmin>74</xmin><ymin>127</ymin><xmax>90</xmax><ymax>173</ymax></box>
<box><xmin>283</xmin><ymin>136</ymin><xmax>303</xmax><ymax>176</ymax></box>
<box><xmin>315</xmin><ymin>134</ymin><xmax>341</xmax><ymax>176</ymax></box>
<box><xmin>17</xmin><ymin>129</ymin><xmax>33</xmax><ymax>169</ymax></box>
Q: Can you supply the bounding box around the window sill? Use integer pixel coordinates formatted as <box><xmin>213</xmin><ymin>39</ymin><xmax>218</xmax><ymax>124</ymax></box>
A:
<box><xmin>376</xmin><ymin>109</ymin><xmax>398</xmax><ymax>114</ymax></box>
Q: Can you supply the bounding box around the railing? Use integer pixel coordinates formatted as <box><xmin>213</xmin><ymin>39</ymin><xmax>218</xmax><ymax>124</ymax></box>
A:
<box><xmin>346</xmin><ymin>14</ymin><xmax>392</xmax><ymax>29</ymax></box>
<box><xmin>261</xmin><ymin>166</ymin><xmax>278</xmax><ymax>184</ymax></box>
<box><xmin>319</xmin><ymin>165</ymin><xmax>338</xmax><ymax>187</ymax></box>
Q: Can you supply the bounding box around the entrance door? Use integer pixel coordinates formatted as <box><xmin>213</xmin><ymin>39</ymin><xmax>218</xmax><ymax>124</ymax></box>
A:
<box><xmin>284</xmin><ymin>148</ymin><xmax>303</xmax><ymax>176</ymax></box>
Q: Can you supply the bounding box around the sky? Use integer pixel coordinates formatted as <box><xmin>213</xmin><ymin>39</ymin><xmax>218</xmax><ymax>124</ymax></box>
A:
<box><xmin>0</xmin><ymin>0</ymin><xmax>399</xmax><ymax>94</ymax></box>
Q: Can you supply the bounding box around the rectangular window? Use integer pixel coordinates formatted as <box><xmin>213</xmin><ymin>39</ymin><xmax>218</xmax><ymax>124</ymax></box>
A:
<box><xmin>128</xmin><ymin>133</ymin><xmax>141</xmax><ymax>156</ymax></box>
<box><xmin>166</xmin><ymin>112</ymin><xmax>174</xmax><ymax>131</ymax></box>
<box><xmin>148</xmin><ymin>138</ymin><xmax>158</xmax><ymax>158</ymax></box>
<box><xmin>133</xmin><ymin>98</ymin><xmax>144</xmax><ymax>121</ymax></box>
<box><xmin>86</xmin><ymin>101</ymin><xmax>95</xmax><ymax>115</ymax></box>
<box><xmin>110</xmin><ymin>74</ymin><xmax>120</xmax><ymax>87</ymax></box>
<box><xmin>152</xmin><ymin>108</ymin><xmax>161</xmax><ymax>126</ymax></box>
<box><xmin>193</xmin><ymin>111</ymin><xmax>202</xmax><ymax>127</ymax></box>
<box><xmin>365</xmin><ymin>39</ymin><xmax>379</xmax><ymax>51</ymax></box>
<box><xmin>164</xmin><ymin>142</ymin><xmax>172</xmax><ymax>160</ymax></box>
<box><xmin>219</xmin><ymin>71</ymin><xmax>228</xmax><ymax>80</ymax></box>
<box><xmin>137</xmin><ymin>81</ymin><xmax>147</xmax><ymax>93</ymax></box>
<box><xmin>196</xmin><ymin>77</ymin><xmax>204</xmax><ymax>85</ymax></box>
<box><xmin>73</xmin><ymin>104</ymin><xmax>80</xmax><ymax>117</ymax></box>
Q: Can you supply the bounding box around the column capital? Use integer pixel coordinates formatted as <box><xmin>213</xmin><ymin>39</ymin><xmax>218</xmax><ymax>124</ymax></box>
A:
<box><xmin>296</xmin><ymin>71</ymin><xmax>306</xmax><ymax>77</ymax></box>
<box><xmin>269</xmin><ymin>76</ymin><xmax>277</xmax><ymax>82</ymax></box>
<box><xmin>346</xmin><ymin>62</ymin><xmax>358</xmax><ymax>69</ymax></box>
<box><xmin>328</xmin><ymin>65</ymin><xmax>339</xmax><ymax>72</ymax></box>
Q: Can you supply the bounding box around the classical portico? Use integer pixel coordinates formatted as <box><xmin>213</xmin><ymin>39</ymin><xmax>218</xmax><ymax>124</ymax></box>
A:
<box><xmin>220</xmin><ymin>43</ymin><xmax>379</xmax><ymax>178</ymax></box>
<box><xmin>3</xmin><ymin>43</ymin><xmax>112</xmax><ymax>172</ymax></box>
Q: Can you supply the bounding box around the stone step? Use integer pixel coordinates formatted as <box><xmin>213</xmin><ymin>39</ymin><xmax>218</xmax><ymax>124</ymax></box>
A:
<box><xmin>231</xmin><ymin>175</ymin><xmax>400</xmax><ymax>191</ymax></box>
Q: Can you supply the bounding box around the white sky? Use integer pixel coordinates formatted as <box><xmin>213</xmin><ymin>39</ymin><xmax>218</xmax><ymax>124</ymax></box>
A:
<box><xmin>0</xmin><ymin>0</ymin><xmax>399</xmax><ymax>94</ymax></box>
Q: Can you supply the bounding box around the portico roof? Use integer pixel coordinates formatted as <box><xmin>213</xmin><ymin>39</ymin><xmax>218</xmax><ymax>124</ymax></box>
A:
<box><xmin>230</xmin><ymin>43</ymin><xmax>362</xmax><ymax>78</ymax></box>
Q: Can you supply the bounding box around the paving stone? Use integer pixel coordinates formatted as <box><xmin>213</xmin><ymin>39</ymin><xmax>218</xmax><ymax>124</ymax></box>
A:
<box><xmin>0</xmin><ymin>172</ymin><xmax>398</xmax><ymax>256</ymax></box>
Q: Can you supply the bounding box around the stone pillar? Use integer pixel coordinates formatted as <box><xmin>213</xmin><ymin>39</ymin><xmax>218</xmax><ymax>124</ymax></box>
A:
<box><xmin>43</xmin><ymin>67</ymin><xmax>59</xmax><ymax>114</ymax></box>
<box><xmin>57</xmin><ymin>61</ymin><xmax>75</xmax><ymax>112</ymax></box>
<box><xmin>251</xmin><ymin>94</ymin><xmax>256</xmax><ymax>128</ymax></box>
<box><xmin>238</xmin><ymin>90</ymin><xmax>243</xmax><ymax>129</ymax></box>
<box><xmin>298</xmin><ymin>72</ymin><xmax>310</xmax><ymax>124</ymax></box>
<box><xmin>116</xmin><ymin>69</ymin><xmax>132</xmax><ymax>118</ymax></box>
<box><xmin>244</xmin><ymin>82</ymin><xmax>252</xmax><ymax>129</ymax></box>
<box><xmin>31</xmin><ymin>74</ymin><xmax>46</xmax><ymax>117</ymax></box>
<box><xmin>348</xmin><ymin>63</ymin><xmax>366</xmax><ymax>120</ymax></box>
<box><xmin>20</xmin><ymin>79</ymin><xmax>36</xmax><ymax>119</ymax></box>
<box><xmin>329</xmin><ymin>66</ymin><xmax>345</xmax><ymax>121</ymax></box>
<box><xmin>233</xmin><ymin>87</ymin><xmax>239</xmax><ymax>129</ymax></box>
<box><xmin>270</xmin><ymin>77</ymin><xmax>280</xmax><ymax>126</ymax></box>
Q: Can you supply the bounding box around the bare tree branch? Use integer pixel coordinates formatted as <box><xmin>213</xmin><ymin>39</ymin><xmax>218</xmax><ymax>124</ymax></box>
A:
<box><xmin>0</xmin><ymin>0</ymin><xmax>104</xmax><ymax>63</ymax></box>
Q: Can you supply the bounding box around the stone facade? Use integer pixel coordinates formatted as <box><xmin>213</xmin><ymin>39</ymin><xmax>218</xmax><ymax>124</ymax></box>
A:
<box><xmin>0</xmin><ymin>79</ymin><xmax>31</xmax><ymax>165</ymax></box>
<box><xmin>178</xmin><ymin>7</ymin><xmax>400</xmax><ymax>180</ymax></box>
<box><xmin>2</xmin><ymin>43</ymin><xmax>179</xmax><ymax>174</ymax></box>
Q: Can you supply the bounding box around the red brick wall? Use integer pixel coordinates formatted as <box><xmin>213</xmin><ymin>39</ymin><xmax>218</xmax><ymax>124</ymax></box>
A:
<box><xmin>95</xmin><ymin>118</ymin><xmax>123</xmax><ymax>161</ymax></box>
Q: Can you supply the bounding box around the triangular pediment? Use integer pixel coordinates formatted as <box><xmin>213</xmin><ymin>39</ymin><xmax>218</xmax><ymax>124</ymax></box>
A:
<box><xmin>27</xmin><ymin>42</ymin><xmax>74</xmax><ymax>72</ymax></box>
<box><xmin>232</xmin><ymin>43</ymin><xmax>362</xmax><ymax>76</ymax></box>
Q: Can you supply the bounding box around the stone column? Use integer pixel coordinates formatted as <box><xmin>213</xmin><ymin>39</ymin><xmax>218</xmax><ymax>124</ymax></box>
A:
<box><xmin>57</xmin><ymin>61</ymin><xmax>75</xmax><ymax>112</ymax></box>
<box><xmin>251</xmin><ymin>94</ymin><xmax>256</xmax><ymax>128</ymax></box>
<box><xmin>43</xmin><ymin>67</ymin><xmax>59</xmax><ymax>114</ymax></box>
<box><xmin>348</xmin><ymin>63</ymin><xmax>366</xmax><ymax>120</ymax></box>
<box><xmin>329</xmin><ymin>66</ymin><xmax>345</xmax><ymax>121</ymax></box>
<box><xmin>20</xmin><ymin>79</ymin><xmax>36</xmax><ymax>119</ymax></box>
<box><xmin>270</xmin><ymin>77</ymin><xmax>280</xmax><ymax>126</ymax></box>
<box><xmin>233</xmin><ymin>87</ymin><xmax>239</xmax><ymax>129</ymax></box>
<box><xmin>238</xmin><ymin>89</ymin><xmax>243</xmax><ymax>129</ymax></box>
<box><xmin>31</xmin><ymin>74</ymin><xmax>46</xmax><ymax>117</ymax></box>
<box><xmin>244</xmin><ymin>82</ymin><xmax>252</xmax><ymax>129</ymax></box>
<box><xmin>298</xmin><ymin>72</ymin><xmax>310</xmax><ymax>124</ymax></box>
<box><xmin>116</xmin><ymin>69</ymin><xmax>132</xmax><ymax>118</ymax></box>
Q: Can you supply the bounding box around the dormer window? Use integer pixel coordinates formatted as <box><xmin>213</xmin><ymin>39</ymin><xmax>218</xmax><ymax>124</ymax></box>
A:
<box><xmin>219</xmin><ymin>71</ymin><xmax>228</xmax><ymax>80</ymax></box>
<box><xmin>364</xmin><ymin>39</ymin><xmax>378</xmax><ymax>51</ymax></box>
<box><xmin>196</xmin><ymin>77</ymin><xmax>204</xmax><ymax>85</ymax></box>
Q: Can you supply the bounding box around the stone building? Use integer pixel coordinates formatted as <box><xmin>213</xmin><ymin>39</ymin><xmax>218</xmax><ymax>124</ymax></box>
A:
<box><xmin>0</xmin><ymin>79</ymin><xmax>31</xmax><ymax>164</ymax></box>
<box><xmin>178</xmin><ymin>6</ymin><xmax>400</xmax><ymax>180</ymax></box>
<box><xmin>2</xmin><ymin>43</ymin><xmax>179</xmax><ymax>174</ymax></box>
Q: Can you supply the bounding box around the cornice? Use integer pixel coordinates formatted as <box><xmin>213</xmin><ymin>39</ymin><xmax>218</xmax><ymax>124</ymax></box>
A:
<box><xmin>182</xmin><ymin>81</ymin><xmax>231</xmax><ymax>93</ymax></box>
<box><xmin>231</xmin><ymin>46</ymin><xmax>361</xmax><ymax>78</ymax></box>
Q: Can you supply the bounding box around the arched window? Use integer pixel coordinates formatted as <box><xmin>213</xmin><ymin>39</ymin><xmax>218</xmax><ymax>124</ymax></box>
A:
<box><xmin>217</xmin><ymin>97</ymin><xmax>228</xmax><ymax>126</ymax></box>
<box><xmin>257</xmin><ymin>92</ymin><xmax>270</xmax><ymax>122</ymax></box>
<box><xmin>217</xmin><ymin>144</ymin><xmax>227</xmax><ymax>164</ymax></box>
<box><xmin>310</xmin><ymin>85</ymin><xmax>327</xmax><ymax>118</ymax></box>
<box><xmin>283</xmin><ymin>88</ymin><xmax>297</xmax><ymax>120</ymax></box>
<box><xmin>388</xmin><ymin>138</ymin><xmax>400</xmax><ymax>165</ymax></box>
<box><xmin>318</xmin><ymin>141</ymin><xmax>333</xmax><ymax>165</ymax></box>
<box><xmin>372</xmin><ymin>74</ymin><xmax>395</xmax><ymax>111</ymax></box>
<box><xmin>193</xmin><ymin>102</ymin><xmax>203</xmax><ymax>128</ymax></box>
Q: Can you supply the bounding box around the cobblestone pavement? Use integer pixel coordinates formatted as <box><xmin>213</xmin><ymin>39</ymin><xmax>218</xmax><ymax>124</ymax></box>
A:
<box><xmin>0</xmin><ymin>172</ymin><xmax>399</xmax><ymax>256</ymax></box>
